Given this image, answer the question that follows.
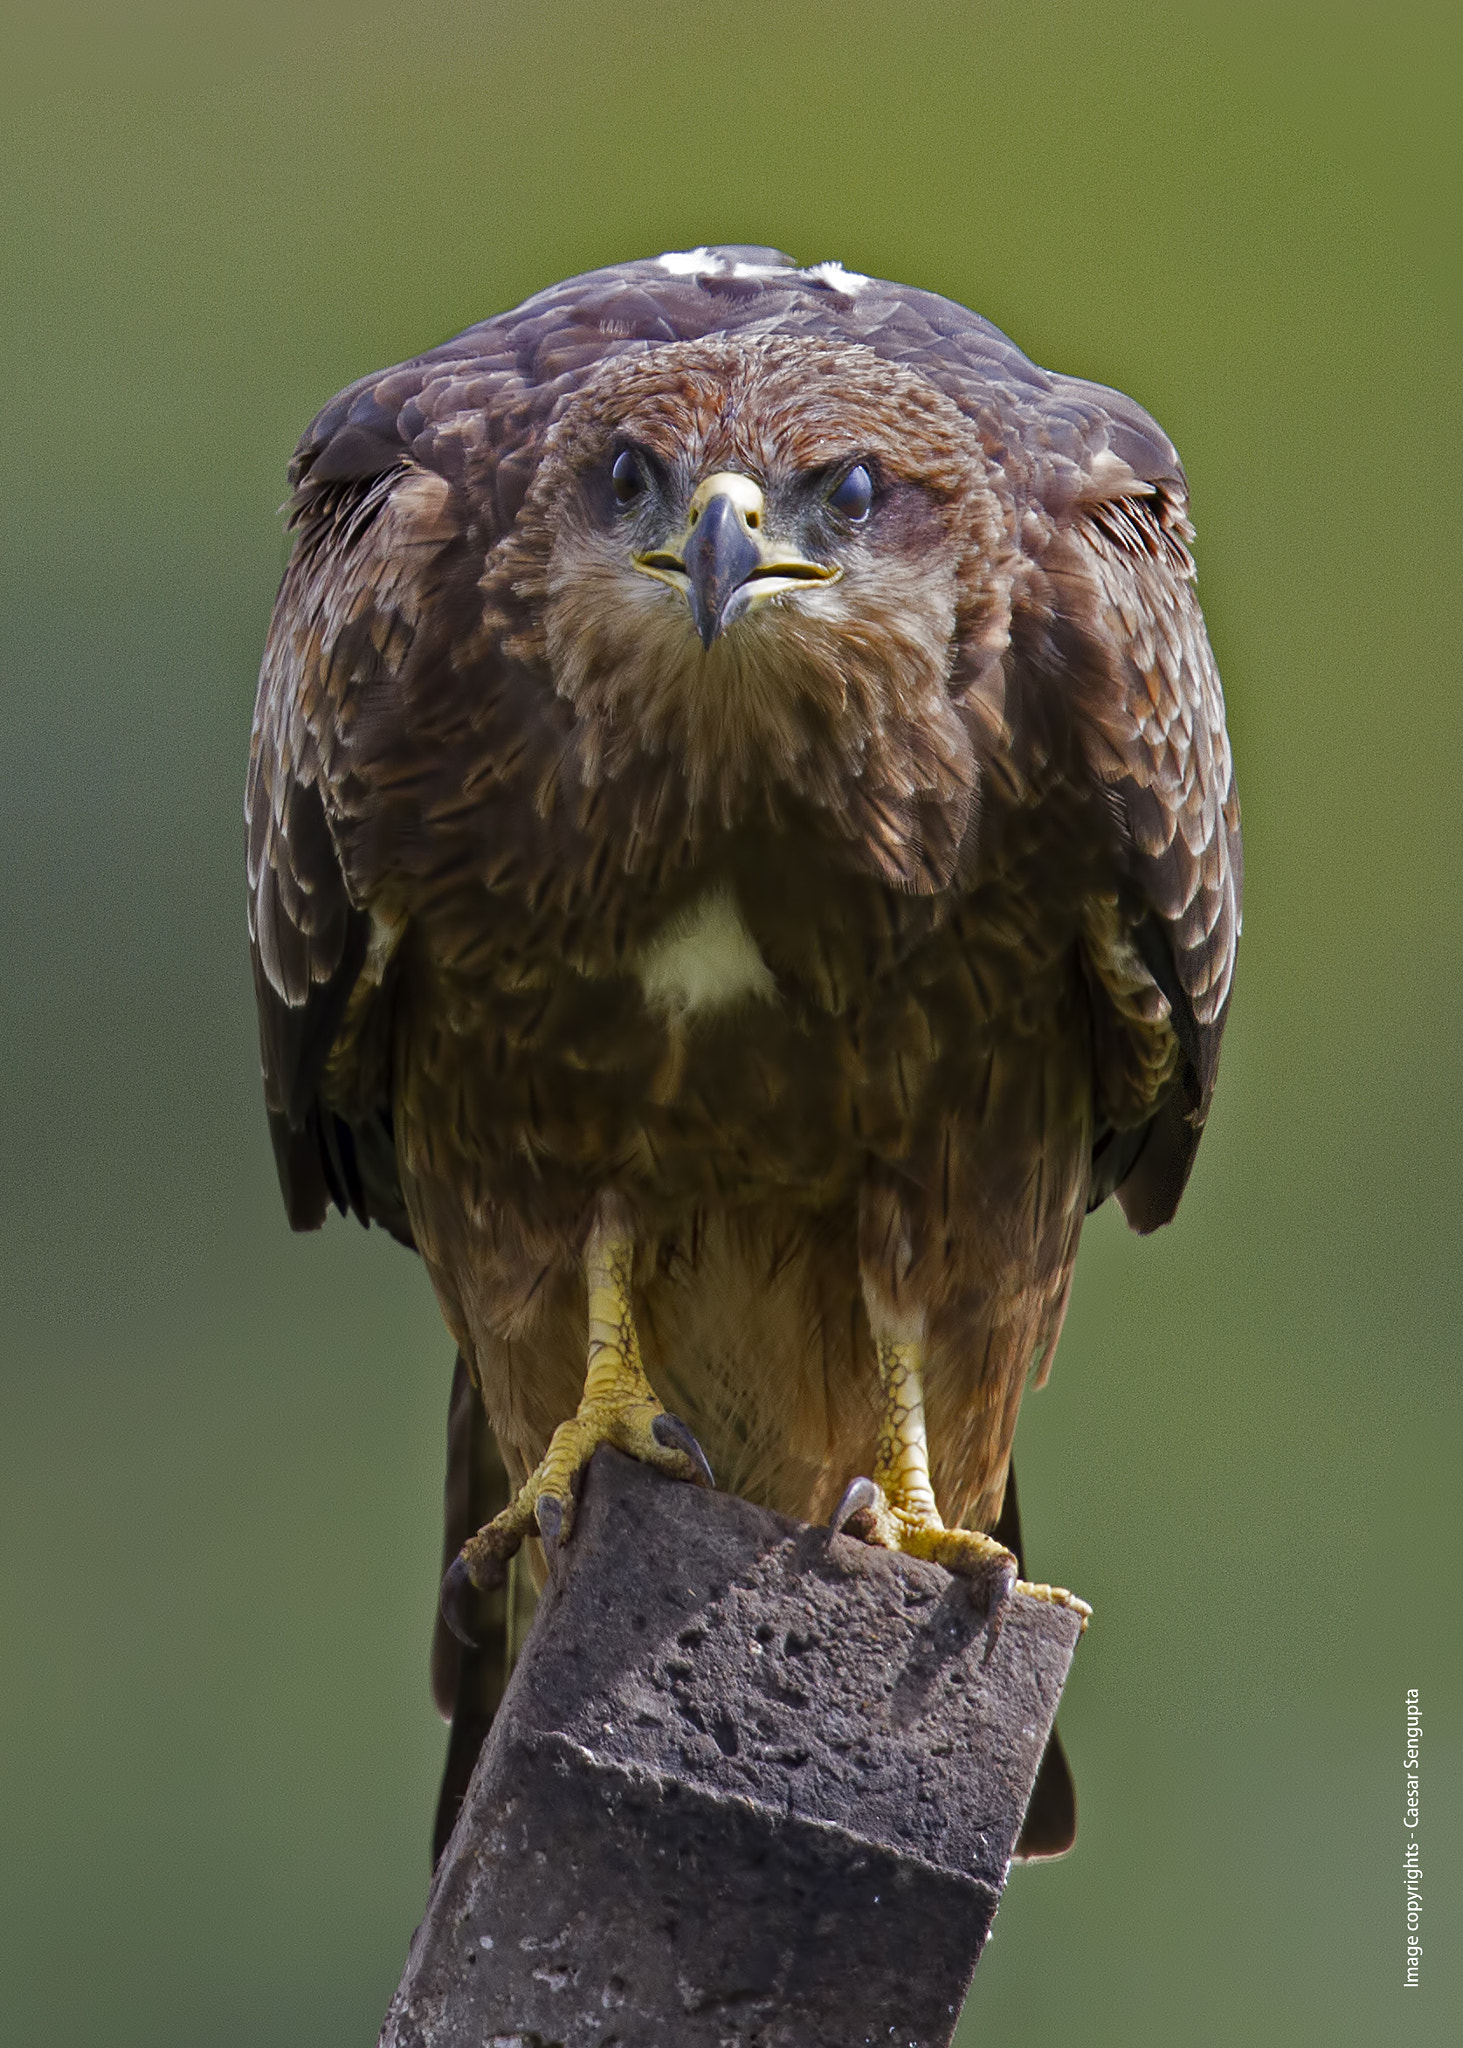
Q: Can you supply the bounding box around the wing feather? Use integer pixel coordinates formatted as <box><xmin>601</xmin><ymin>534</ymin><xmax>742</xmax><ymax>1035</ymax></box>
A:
<box><xmin>1051</xmin><ymin>477</ymin><xmax>1241</xmax><ymax>1228</ymax></box>
<box><xmin>246</xmin><ymin>456</ymin><xmax>459</xmax><ymax>1242</ymax></box>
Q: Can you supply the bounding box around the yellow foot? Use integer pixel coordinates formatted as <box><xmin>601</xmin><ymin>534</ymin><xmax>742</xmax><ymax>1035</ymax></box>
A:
<box><xmin>441</xmin><ymin>1399</ymin><xmax>711</xmax><ymax>1641</ymax></box>
<box><xmin>440</xmin><ymin>1227</ymin><xmax>713</xmax><ymax>1648</ymax></box>
<box><xmin>833</xmin><ymin>1331</ymin><xmax>1091</xmax><ymax>1633</ymax></box>
<box><xmin>830</xmin><ymin>1475</ymin><xmax>1091</xmax><ymax>1633</ymax></box>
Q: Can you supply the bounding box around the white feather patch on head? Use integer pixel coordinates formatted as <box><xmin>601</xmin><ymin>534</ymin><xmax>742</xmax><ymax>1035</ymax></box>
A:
<box><xmin>654</xmin><ymin>251</ymin><xmax>868</xmax><ymax>296</ymax></box>
<box><xmin>807</xmin><ymin>260</ymin><xmax>868</xmax><ymax>295</ymax></box>
<box><xmin>636</xmin><ymin>886</ymin><xmax>777</xmax><ymax>1018</ymax></box>
<box><xmin>657</xmin><ymin>247</ymin><xmax>717</xmax><ymax>275</ymax></box>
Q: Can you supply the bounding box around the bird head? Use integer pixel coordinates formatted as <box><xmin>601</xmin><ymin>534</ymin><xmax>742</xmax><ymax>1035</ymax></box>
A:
<box><xmin>487</xmin><ymin>335</ymin><xmax>1013</xmax><ymax>858</ymax></box>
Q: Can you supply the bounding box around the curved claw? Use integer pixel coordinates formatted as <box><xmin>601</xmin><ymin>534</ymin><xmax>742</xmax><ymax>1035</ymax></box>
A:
<box><xmin>439</xmin><ymin>1552</ymin><xmax>489</xmax><ymax>1650</ymax></box>
<box><xmin>535</xmin><ymin>1490</ymin><xmax>564</xmax><ymax>1566</ymax></box>
<box><xmin>980</xmin><ymin>1551</ymin><xmax>1020</xmax><ymax>1650</ymax></box>
<box><xmin>651</xmin><ymin>1410</ymin><xmax>716</xmax><ymax>1490</ymax></box>
<box><xmin>829</xmin><ymin>1475</ymin><xmax>881</xmax><ymax>1535</ymax></box>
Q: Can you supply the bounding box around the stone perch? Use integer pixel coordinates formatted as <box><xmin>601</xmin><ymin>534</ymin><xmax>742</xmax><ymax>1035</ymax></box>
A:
<box><xmin>381</xmin><ymin>1448</ymin><xmax>1083</xmax><ymax>2048</ymax></box>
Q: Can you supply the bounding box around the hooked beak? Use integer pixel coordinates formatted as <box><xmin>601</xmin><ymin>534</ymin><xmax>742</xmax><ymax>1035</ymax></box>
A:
<box><xmin>634</xmin><ymin>471</ymin><xmax>840</xmax><ymax>649</ymax></box>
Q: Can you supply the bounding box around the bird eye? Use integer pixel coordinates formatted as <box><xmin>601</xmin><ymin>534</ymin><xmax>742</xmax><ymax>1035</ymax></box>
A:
<box><xmin>611</xmin><ymin>449</ymin><xmax>645</xmax><ymax>505</ymax></box>
<box><xmin>829</xmin><ymin>464</ymin><xmax>873</xmax><ymax>522</ymax></box>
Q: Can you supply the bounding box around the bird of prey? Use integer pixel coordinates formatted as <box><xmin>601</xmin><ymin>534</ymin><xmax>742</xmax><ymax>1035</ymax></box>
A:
<box><xmin>247</xmin><ymin>246</ymin><xmax>1240</xmax><ymax>1860</ymax></box>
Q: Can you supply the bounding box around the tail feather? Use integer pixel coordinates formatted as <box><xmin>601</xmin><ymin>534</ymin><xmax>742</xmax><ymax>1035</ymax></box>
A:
<box><xmin>431</xmin><ymin>1354</ymin><xmax>537</xmax><ymax>1867</ymax></box>
<box><xmin>992</xmin><ymin>1463</ymin><xmax>1078</xmax><ymax>1860</ymax></box>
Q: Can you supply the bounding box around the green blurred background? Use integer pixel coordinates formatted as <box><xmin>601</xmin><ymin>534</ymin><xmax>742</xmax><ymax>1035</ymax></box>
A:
<box><xmin>1</xmin><ymin>3</ymin><xmax>1457</xmax><ymax>2041</ymax></box>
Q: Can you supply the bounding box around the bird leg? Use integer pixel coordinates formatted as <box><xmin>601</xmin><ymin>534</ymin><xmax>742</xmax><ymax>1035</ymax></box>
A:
<box><xmin>832</xmin><ymin>1335</ymin><xmax>1091</xmax><ymax>1631</ymax></box>
<box><xmin>440</xmin><ymin>1224</ymin><xmax>713</xmax><ymax>1645</ymax></box>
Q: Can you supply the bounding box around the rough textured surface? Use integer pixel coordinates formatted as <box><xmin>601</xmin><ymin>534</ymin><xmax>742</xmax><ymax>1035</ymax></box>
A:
<box><xmin>381</xmin><ymin>1450</ymin><xmax>1083</xmax><ymax>2048</ymax></box>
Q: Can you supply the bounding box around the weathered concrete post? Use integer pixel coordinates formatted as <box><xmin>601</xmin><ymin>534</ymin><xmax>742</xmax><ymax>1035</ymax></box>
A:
<box><xmin>381</xmin><ymin>1448</ymin><xmax>1082</xmax><ymax>2048</ymax></box>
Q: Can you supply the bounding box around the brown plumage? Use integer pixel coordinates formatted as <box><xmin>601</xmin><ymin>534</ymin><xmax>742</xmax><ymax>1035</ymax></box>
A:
<box><xmin>246</xmin><ymin>248</ymin><xmax>1240</xmax><ymax>1859</ymax></box>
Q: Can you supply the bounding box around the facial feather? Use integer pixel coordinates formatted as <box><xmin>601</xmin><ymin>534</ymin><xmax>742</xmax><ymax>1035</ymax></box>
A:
<box><xmin>482</xmin><ymin>336</ymin><xmax>1011</xmax><ymax>882</ymax></box>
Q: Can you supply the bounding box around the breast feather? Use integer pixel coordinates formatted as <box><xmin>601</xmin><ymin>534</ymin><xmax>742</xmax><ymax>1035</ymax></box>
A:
<box><xmin>635</xmin><ymin>887</ymin><xmax>778</xmax><ymax>1019</ymax></box>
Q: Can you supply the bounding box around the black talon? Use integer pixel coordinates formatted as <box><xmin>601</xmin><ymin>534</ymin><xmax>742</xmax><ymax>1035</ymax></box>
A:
<box><xmin>652</xmin><ymin>1411</ymin><xmax>716</xmax><ymax>1489</ymax></box>
<box><xmin>979</xmin><ymin>1553</ymin><xmax>1019</xmax><ymax>1655</ymax></box>
<box><xmin>535</xmin><ymin>1492</ymin><xmax>564</xmax><ymax>1563</ymax></box>
<box><xmin>829</xmin><ymin>1475</ymin><xmax>881</xmax><ymax>1535</ymax></box>
<box><xmin>440</xmin><ymin>1553</ymin><xmax>486</xmax><ymax>1649</ymax></box>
